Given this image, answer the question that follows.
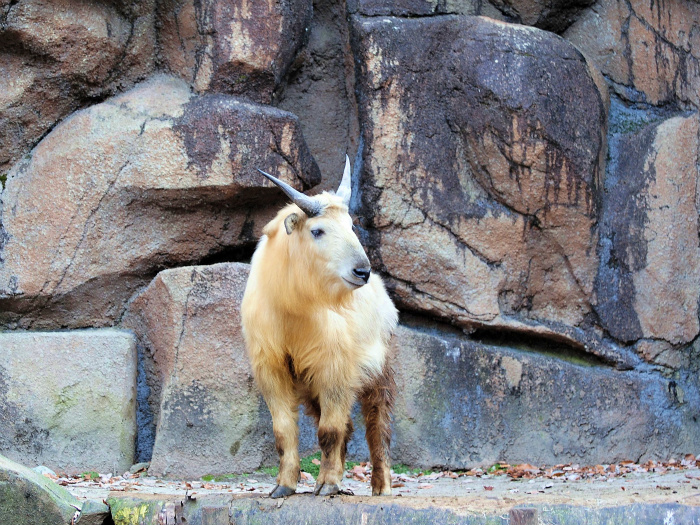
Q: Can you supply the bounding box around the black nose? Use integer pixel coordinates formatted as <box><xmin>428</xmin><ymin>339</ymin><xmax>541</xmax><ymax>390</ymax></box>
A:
<box><xmin>352</xmin><ymin>267</ymin><xmax>371</xmax><ymax>283</ymax></box>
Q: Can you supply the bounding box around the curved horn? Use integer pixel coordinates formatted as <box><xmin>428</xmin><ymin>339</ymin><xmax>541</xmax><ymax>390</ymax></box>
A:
<box><xmin>257</xmin><ymin>169</ymin><xmax>323</xmax><ymax>217</ymax></box>
<box><xmin>335</xmin><ymin>154</ymin><xmax>352</xmax><ymax>207</ymax></box>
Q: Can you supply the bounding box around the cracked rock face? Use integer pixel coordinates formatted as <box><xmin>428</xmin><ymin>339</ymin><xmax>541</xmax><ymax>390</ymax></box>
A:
<box><xmin>565</xmin><ymin>0</ymin><xmax>700</xmax><ymax>109</ymax></box>
<box><xmin>0</xmin><ymin>74</ymin><xmax>320</xmax><ymax>329</ymax></box>
<box><xmin>157</xmin><ymin>0</ymin><xmax>313</xmax><ymax>103</ymax></box>
<box><xmin>0</xmin><ymin>0</ymin><xmax>156</xmax><ymax>175</ymax></box>
<box><xmin>596</xmin><ymin>113</ymin><xmax>700</xmax><ymax>363</ymax></box>
<box><xmin>351</xmin><ymin>16</ymin><xmax>607</xmax><ymax>344</ymax></box>
<box><xmin>122</xmin><ymin>263</ymin><xmax>275</xmax><ymax>478</ymax></box>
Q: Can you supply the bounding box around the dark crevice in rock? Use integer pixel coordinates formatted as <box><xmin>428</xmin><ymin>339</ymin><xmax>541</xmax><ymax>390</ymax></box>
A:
<box><xmin>197</xmin><ymin>242</ymin><xmax>258</xmax><ymax>266</ymax></box>
<box><xmin>274</xmin><ymin>0</ymin><xmax>360</xmax><ymax>191</ymax></box>
<box><xmin>399</xmin><ymin>312</ymin><xmax>616</xmax><ymax>369</ymax></box>
<box><xmin>134</xmin><ymin>341</ymin><xmax>155</xmax><ymax>463</ymax></box>
<box><xmin>469</xmin><ymin>327</ymin><xmax>617</xmax><ymax>368</ymax></box>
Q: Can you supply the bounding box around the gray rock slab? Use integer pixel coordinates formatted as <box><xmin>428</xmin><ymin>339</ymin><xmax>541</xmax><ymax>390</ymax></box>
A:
<box><xmin>0</xmin><ymin>453</ymin><xmax>81</xmax><ymax>525</ymax></box>
<box><xmin>384</xmin><ymin>323</ymin><xmax>700</xmax><ymax>468</ymax></box>
<box><xmin>0</xmin><ymin>330</ymin><xmax>137</xmax><ymax>474</ymax></box>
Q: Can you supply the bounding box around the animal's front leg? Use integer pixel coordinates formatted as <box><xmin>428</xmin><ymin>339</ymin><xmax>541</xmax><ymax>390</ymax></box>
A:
<box><xmin>255</xmin><ymin>365</ymin><xmax>300</xmax><ymax>498</ymax></box>
<box><xmin>314</xmin><ymin>388</ymin><xmax>354</xmax><ymax>496</ymax></box>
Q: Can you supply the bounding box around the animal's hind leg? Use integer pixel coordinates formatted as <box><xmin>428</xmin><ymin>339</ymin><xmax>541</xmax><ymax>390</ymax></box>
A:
<box><xmin>253</xmin><ymin>361</ymin><xmax>300</xmax><ymax>498</ymax></box>
<box><xmin>360</xmin><ymin>364</ymin><xmax>395</xmax><ymax>496</ymax></box>
<box><xmin>314</xmin><ymin>389</ymin><xmax>354</xmax><ymax>496</ymax></box>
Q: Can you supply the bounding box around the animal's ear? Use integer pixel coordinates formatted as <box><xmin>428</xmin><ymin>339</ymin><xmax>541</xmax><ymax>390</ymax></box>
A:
<box><xmin>284</xmin><ymin>213</ymin><xmax>300</xmax><ymax>235</ymax></box>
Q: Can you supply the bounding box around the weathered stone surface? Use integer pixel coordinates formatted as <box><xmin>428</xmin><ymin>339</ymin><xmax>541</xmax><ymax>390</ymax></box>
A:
<box><xmin>0</xmin><ymin>0</ymin><xmax>156</xmax><ymax>174</ymax></box>
<box><xmin>0</xmin><ymin>330</ymin><xmax>136</xmax><ymax>474</ymax></box>
<box><xmin>595</xmin><ymin>112</ymin><xmax>700</xmax><ymax>360</ymax></box>
<box><xmin>158</xmin><ymin>0</ymin><xmax>312</xmax><ymax>103</ymax></box>
<box><xmin>0</xmin><ymin>453</ymin><xmax>81</xmax><ymax>525</ymax></box>
<box><xmin>387</xmin><ymin>322</ymin><xmax>700</xmax><ymax>468</ymax></box>
<box><xmin>0</xmin><ymin>74</ymin><xmax>320</xmax><ymax>329</ymax></box>
<box><xmin>123</xmin><ymin>263</ymin><xmax>273</xmax><ymax>478</ymax></box>
<box><xmin>565</xmin><ymin>0</ymin><xmax>700</xmax><ymax>109</ymax></box>
<box><xmin>351</xmin><ymin>16</ymin><xmax>609</xmax><ymax>350</ymax></box>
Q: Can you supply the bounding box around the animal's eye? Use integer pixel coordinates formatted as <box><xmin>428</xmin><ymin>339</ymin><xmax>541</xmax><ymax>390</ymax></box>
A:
<box><xmin>311</xmin><ymin>228</ymin><xmax>325</xmax><ymax>239</ymax></box>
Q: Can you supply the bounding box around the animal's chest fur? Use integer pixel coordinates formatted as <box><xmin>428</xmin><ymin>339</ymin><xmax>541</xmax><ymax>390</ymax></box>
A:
<box><xmin>279</xmin><ymin>308</ymin><xmax>385</xmax><ymax>392</ymax></box>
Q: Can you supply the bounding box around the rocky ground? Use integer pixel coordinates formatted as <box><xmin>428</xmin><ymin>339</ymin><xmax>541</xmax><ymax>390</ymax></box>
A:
<box><xmin>53</xmin><ymin>457</ymin><xmax>700</xmax><ymax>523</ymax></box>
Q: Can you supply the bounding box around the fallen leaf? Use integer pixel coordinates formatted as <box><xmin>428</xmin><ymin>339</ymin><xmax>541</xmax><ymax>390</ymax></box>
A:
<box><xmin>507</xmin><ymin>464</ymin><xmax>540</xmax><ymax>479</ymax></box>
<box><xmin>484</xmin><ymin>486</ymin><xmax>494</xmax><ymax>491</ymax></box>
<box><xmin>311</xmin><ymin>459</ymin><xmax>321</xmax><ymax>466</ymax></box>
<box><xmin>391</xmin><ymin>482</ymin><xmax>405</xmax><ymax>488</ymax></box>
<box><xmin>418</xmin><ymin>483</ymin><xmax>433</xmax><ymax>489</ymax></box>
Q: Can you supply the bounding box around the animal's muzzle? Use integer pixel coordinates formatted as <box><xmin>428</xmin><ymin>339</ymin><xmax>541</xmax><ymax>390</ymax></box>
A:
<box><xmin>352</xmin><ymin>267</ymin><xmax>371</xmax><ymax>283</ymax></box>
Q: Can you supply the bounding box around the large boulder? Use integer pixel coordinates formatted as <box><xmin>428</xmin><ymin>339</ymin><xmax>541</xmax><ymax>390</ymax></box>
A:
<box><xmin>123</xmin><ymin>263</ymin><xmax>274</xmax><ymax>478</ymax></box>
<box><xmin>388</xmin><ymin>322</ymin><xmax>700</xmax><ymax>468</ymax></box>
<box><xmin>0</xmin><ymin>0</ymin><xmax>156</xmax><ymax>174</ymax></box>
<box><xmin>158</xmin><ymin>0</ymin><xmax>313</xmax><ymax>103</ymax></box>
<box><xmin>0</xmin><ymin>454</ymin><xmax>81</xmax><ymax>525</ymax></box>
<box><xmin>0</xmin><ymin>330</ymin><xmax>136</xmax><ymax>474</ymax></box>
<box><xmin>351</xmin><ymin>16</ymin><xmax>611</xmax><ymax>353</ymax></box>
<box><xmin>596</xmin><ymin>112</ymin><xmax>700</xmax><ymax>366</ymax></box>
<box><xmin>565</xmin><ymin>0</ymin><xmax>700</xmax><ymax>109</ymax></box>
<box><xmin>0</xmin><ymin>74</ymin><xmax>320</xmax><ymax>329</ymax></box>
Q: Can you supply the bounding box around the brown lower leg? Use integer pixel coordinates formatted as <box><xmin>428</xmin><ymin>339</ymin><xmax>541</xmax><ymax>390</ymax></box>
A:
<box><xmin>361</xmin><ymin>364</ymin><xmax>395</xmax><ymax>496</ymax></box>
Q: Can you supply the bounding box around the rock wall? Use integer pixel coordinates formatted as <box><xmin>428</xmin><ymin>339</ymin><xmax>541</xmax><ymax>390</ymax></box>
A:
<box><xmin>1</xmin><ymin>0</ymin><xmax>699</xmax><ymax>475</ymax></box>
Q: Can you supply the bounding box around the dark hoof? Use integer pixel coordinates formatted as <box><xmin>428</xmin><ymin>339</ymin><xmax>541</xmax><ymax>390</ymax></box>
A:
<box><xmin>314</xmin><ymin>483</ymin><xmax>340</xmax><ymax>496</ymax></box>
<box><xmin>270</xmin><ymin>484</ymin><xmax>296</xmax><ymax>498</ymax></box>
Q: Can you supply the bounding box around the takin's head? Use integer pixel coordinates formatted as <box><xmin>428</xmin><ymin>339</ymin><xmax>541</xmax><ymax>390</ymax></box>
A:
<box><xmin>258</xmin><ymin>156</ymin><xmax>372</xmax><ymax>299</ymax></box>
